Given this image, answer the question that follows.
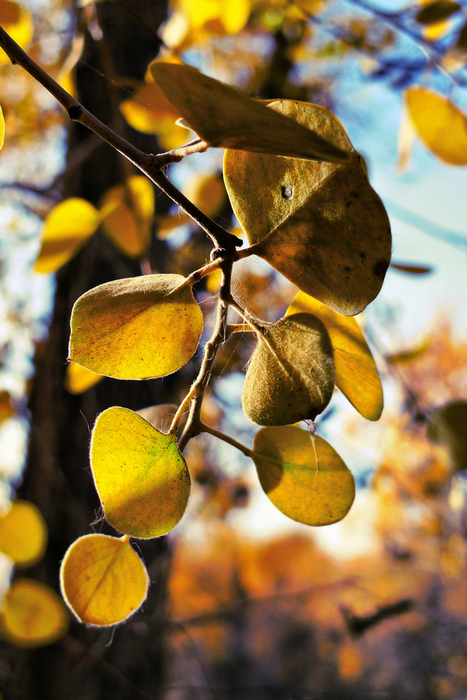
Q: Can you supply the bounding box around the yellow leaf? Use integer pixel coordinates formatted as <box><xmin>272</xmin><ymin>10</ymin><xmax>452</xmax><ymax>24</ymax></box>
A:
<box><xmin>406</xmin><ymin>87</ymin><xmax>467</xmax><ymax>165</ymax></box>
<box><xmin>0</xmin><ymin>0</ymin><xmax>33</xmax><ymax>65</ymax></box>
<box><xmin>0</xmin><ymin>390</ymin><xmax>14</xmax><ymax>423</ymax></box>
<box><xmin>252</xmin><ymin>426</ymin><xmax>355</xmax><ymax>526</ymax></box>
<box><xmin>0</xmin><ymin>500</ymin><xmax>47</xmax><ymax>567</ymax></box>
<box><xmin>183</xmin><ymin>171</ymin><xmax>227</xmax><ymax>218</ymax></box>
<box><xmin>0</xmin><ymin>579</ymin><xmax>68</xmax><ymax>647</ymax></box>
<box><xmin>120</xmin><ymin>81</ymin><xmax>189</xmax><ymax>149</ymax></box>
<box><xmin>64</xmin><ymin>362</ymin><xmax>103</xmax><ymax>394</ymax></box>
<box><xmin>91</xmin><ymin>407</ymin><xmax>190</xmax><ymax>538</ymax></box>
<box><xmin>286</xmin><ymin>292</ymin><xmax>383</xmax><ymax>421</ymax></box>
<box><xmin>179</xmin><ymin>0</ymin><xmax>250</xmax><ymax>34</ymax></box>
<box><xmin>69</xmin><ymin>273</ymin><xmax>203</xmax><ymax>380</ymax></box>
<box><xmin>99</xmin><ymin>176</ymin><xmax>155</xmax><ymax>258</ymax></box>
<box><xmin>224</xmin><ymin>100</ymin><xmax>391</xmax><ymax>315</ymax></box>
<box><xmin>60</xmin><ymin>534</ymin><xmax>149</xmax><ymax>626</ymax></box>
<box><xmin>0</xmin><ymin>104</ymin><xmax>4</xmax><ymax>150</ymax></box>
<box><xmin>34</xmin><ymin>198</ymin><xmax>100</xmax><ymax>274</ymax></box>
<box><xmin>242</xmin><ymin>313</ymin><xmax>335</xmax><ymax>426</ymax></box>
<box><xmin>150</xmin><ymin>62</ymin><xmax>349</xmax><ymax>162</ymax></box>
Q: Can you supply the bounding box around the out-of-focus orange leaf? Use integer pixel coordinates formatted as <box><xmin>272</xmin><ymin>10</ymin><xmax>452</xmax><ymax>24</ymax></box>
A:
<box><xmin>60</xmin><ymin>534</ymin><xmax>148</xmax><ymax>626</ymax></box>
<box><xmin>0</xmin><ymin>0</ymin><xmax>33</xmax><ymax>65</ymax></box>
<box><xmin>406</xmin><ymin>87</ymin><xmax>467</xmax><ymax>165</ymax></box>
<box><xmin>385</xmin><ymin>337</ymin><xmax>430</xmax><ymax>364</ymax></box>
<box><xmin>0</xmin><ymin>390</ymin><xmax>14</xmax><ymax>423</ymax></box>
<box><xmin>99</xmin><ymin>176</ymin><xmax>155</xmax><ymax>258</ymax></box>
<box><xmin>0</xmin><ymin>500</ymin><xmax>47</xmax><ymax>567</ymax></box>
<box><xmin>0</xmin><ymin>104</ymin><xmax>4</xmax><ymax>149</ymax></box>
<box><xmin>64</xmin><ymin>362</ymin><xmax>103</xmax><ymax>394</ymax></box>
<box><xmin>0</xmin><ymin>579</ymin><xmax>68</xmax><ymax>647</ymax></box>
<box><xmin>390</xmin><ymin>262</ymin><xmax>433</xmax><ymax>274</ymax></box>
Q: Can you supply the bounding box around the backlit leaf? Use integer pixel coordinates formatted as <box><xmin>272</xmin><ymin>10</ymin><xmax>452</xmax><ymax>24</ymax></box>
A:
<box><xmin>34</xmin><ymin>198</ymin><xmax>100</xmax><ymax>274</ymax></box>
<box><xmin>150</xmin><ymin>62</ymin><xmax>349</xmax><ymax>162</ymax></box>
<box><xmin>99</xmin><ymin>176</ymin><xmax>155</xmax><ymax>258</ymax></box>
<box><xmin>286</xmin><ymin>292</ymin><xmax>383</xmax><ymax>420</ymax></box>
<box><xmin>224</xmin><ymin>100</ymin><xmax>391</xmax><ymax>315</ymax></box>
<box><xmin>0</xmin><ymin>0</ymin><xmax>33</xmax><ymax>65</ymax></box>
<box><xmin>0</xmin><ymin>579</ymin><xmax>68</xmax><ymax>647</ymax></box>
<box><xmin>0</xmin><ymin>104</ymin><xmax>4</xmax><ymax>149</ymax></box>
<box><xmin>242</xmin><ymin>313</ymin><xmax>334</xmax><ymax>426</ymax></box>
<box><xmin>69</xmin><ymin>273</ymin><xmax>203</xmax><ymax>380</ymax></box>
<box><xmin>91</xmin><ymin>407</ymin><xmax>190</xmax><ymax>538</ymax></box>
<box><xmin>406</xmin><ymin>87</ymin><xmax>467</xmax><ymax>165</ymax></box>
<box><xmin>0</xmin><ymin>390</ymin><xmax>14</xmax><ymax>423</ymax></box>
<box><xmin>252</xmin><ymin>426</ymin><xmax>355</xmax><ymax>526</ymax></box>
<box><xmin>65</xmin><ymin>362</ymin><xmax>103</xmax><ymax>394</ymax></box>
<box><xmin>415</xmin><ymin>1</ymin><xmax>460</xmax><ymax>25</ymax></box>
<box><xmin>0</xmin><ymin>500</ymin><xmax>47</xmax><ymax>567</ymax></box>
<box><xmin>60</xmin><ymin>534</ymin><xmax>149</xmax><ymax>626</ymax></box>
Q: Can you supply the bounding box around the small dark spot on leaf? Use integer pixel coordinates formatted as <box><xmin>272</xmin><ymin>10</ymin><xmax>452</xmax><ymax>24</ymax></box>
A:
<box><xmin>359</xmin><ymin>251</ymin><xmax>366</xmax><ymax>260</ymax></box>
<box><xmin>344</xmin><ymin>265</ymin><xmax>351</xmax><ymax>273</ymax></box>
<box><xmin>281</xmin><ymin>185</ymin><xmax>293</xmax><ymax>200</ymax></box>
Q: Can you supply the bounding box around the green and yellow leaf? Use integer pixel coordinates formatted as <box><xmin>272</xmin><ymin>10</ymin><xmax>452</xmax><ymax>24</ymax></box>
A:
<box><xmin>150</xmin><ymin>62</ymin><xmax>349</xmax><ymax>162</ymax></box>
<box><xmin>405</xmin><ymin>87</ymin><xmax>467</xmax><ymax>165</ymax></box>
<box><xmin>34</xmin><ymin>198</ymin><xmax>100</xmax><ymax>274</ymax></box>
<box><xmin>286</xmin><ymin>292</ymin><xmax>383</xmax><ymax>420</ymax></box>
<box><xmin>99</xmin><ymin>176</ymin><xmax>155</xmax><ymax>258</ymax></box>
<box><xmin>91</xmin><ymin>407</ymin><xmax>190</xmax><ymax>538</ymax></box>
<box><xmin>0</xmin><ymin>500</ymin><xmax>47</xmax><ymax>567</ymax></box>
<box><xmin>69</xmin><ymin>273</ymin><xmax>203</xmax><ymax>380</ymax></box>
<box><xmin>242</xmin><ymin>313</ymin><xmax>334</xmax><ymax>426</ymax></box>
<box><xmin>252</xmin><ymin>426</ymin><xmax>355</xmax><ymax>526</ymax></box>
<box><xmin>0</xmin><ymin>579</ymin><xmax>68</xmax><ymax>647</ymax></box>
<box><xmin>60</xmin><ymin>534</ymin><xmax>149</xmax><ymax>626</ymax></box>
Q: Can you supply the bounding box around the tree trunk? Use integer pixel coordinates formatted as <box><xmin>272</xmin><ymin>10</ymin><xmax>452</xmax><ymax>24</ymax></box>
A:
<box><xmin>1</xmin><ymin>3</ymin><xmax>180</xmax><ymax>698</ymax></box>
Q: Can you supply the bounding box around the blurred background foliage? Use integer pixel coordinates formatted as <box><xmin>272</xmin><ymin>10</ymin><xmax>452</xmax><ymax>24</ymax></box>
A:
<box><xmin>1</xmin><ymin>0</ymin><xmax>467</xmax><ymax>698</ymax></box>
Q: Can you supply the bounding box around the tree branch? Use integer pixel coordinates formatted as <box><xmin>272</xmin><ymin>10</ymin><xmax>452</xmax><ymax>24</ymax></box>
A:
<box><xmin>0</xmin><ymin>26</ymin><xmax>242</xmax><ymax>251</ymax></box>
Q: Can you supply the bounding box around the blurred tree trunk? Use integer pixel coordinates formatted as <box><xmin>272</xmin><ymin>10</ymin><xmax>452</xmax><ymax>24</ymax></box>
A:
<box><xmin>2</xmin><ymin>3</ymin><xmax>179</xmax><ymax>698</ymax></box>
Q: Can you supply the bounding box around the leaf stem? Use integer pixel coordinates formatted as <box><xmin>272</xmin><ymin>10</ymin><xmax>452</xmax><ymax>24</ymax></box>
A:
<box><xmin>0</xmin><ymin>26</ymin><xmax>241</xmax><ymax>252</ymax></box>
<box><xmin>176</xmin><ymin>260</ymin><xmax>234</xmax><ymax>451</ymax></box>
<box><xmin>200</xmin><ymin>423</ymin><xmax>253</xmax><ymax>458</ymax></box>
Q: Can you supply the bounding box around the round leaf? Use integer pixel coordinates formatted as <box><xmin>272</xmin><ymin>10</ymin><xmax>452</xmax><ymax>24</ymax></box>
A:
<box><xmin>242</xmin><ymin>313</ymin><xmax>334</xmax><ymax>426</ymax></box>
<box><xmin>91</xmin><ymin>407</ymin><xmax>190</xmax><ymax>538</ymax></box>
<box><xmin>0</xmin><ymin>500</ymin><xmax>47</xmax><ymax>567</ymax></box>
<box><xmin>252</xmin><ymin>426</ymin><xmax>355</xmax><ymax>526</ymax></box>
<box><xmin>69</xmin><ymin>273</ymin><xmax>203</xmax><ymax>380</ymax></box>
<box><xmin>34</xmin><ymin>198</ymin><xmax>100</xmax><ymax>274</ymax></box>
<box><xmin>0</xmin><ymin>578</ymin><xmax>68</xmax><ymax>647</ymax></box>
<box><xmin>406</xmin><ymin>87</ymin><xmax>467</xmax><ymax>165</ymax></box>
<box><xmin>99</xmin><ymin>176</ymin><xmax>155</xmax><ymax>258</ymax></box>
<box><xmin>150</xmin><ymin>62</ymin><xmax>349</xmax><ymax>162</ymax></box>
<box><xmin>60</xmin><ymin>534</ymin><xmax>149</xmax><ymax>627</ymax></box>
<box><xmin>224</xmin><ymin>100</ymin><xmax>392</xmax><ymax>315</ymax></box>
<box><xmin>286</xmin><ymin>292</ymin><xmax>383</xmax><ymax>421</ymax></box>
